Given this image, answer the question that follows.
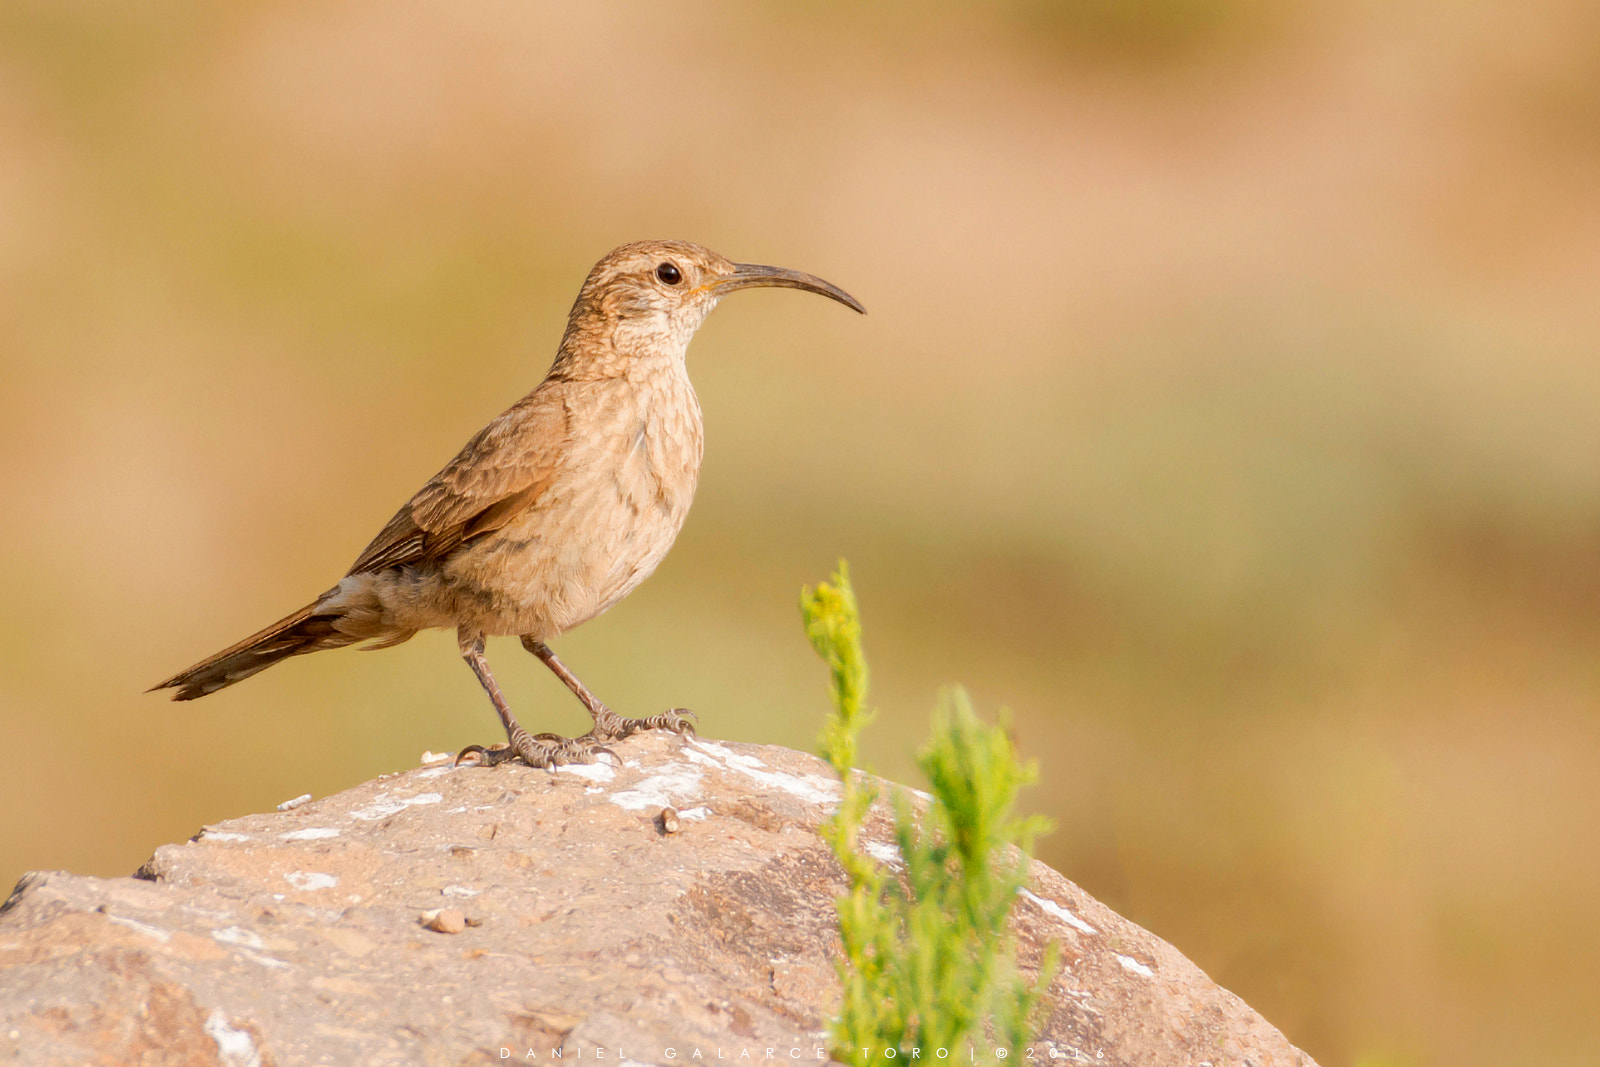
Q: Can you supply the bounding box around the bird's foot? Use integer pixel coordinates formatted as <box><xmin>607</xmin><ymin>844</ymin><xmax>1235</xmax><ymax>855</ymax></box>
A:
<box><xmin>454</xmin><ymin>709</ymin><xmax>695</xmax><ymax>769</ymax></box>
<box><xmin>590</xmin><ymin>706</ymin><xmax>697</xmax><ymax>743</ymax></box>
<box><xmin>455</xmin><ymin>726</ymin><xmax>614</xmax><ymax>770</ymax></box>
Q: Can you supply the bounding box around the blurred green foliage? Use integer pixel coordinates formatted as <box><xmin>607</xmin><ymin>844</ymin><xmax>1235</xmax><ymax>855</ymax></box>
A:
<box><xmin>804</xmin><ymin>565</ymin><xmax>1056</xmax><ymax>1060</ymax></box>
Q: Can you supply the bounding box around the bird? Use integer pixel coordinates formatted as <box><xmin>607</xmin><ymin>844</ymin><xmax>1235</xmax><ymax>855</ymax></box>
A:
<box><xmin>152</xmin><ymin>240</ymin><xmax>865</xmax><ymax>768</ymax></box>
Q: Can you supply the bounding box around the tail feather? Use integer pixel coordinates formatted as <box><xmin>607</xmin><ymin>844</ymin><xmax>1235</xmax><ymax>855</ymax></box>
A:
<box><xmin>151</xmin><ymin>599</ymin><xmax>361</xmax><ymax>700</ymax></box>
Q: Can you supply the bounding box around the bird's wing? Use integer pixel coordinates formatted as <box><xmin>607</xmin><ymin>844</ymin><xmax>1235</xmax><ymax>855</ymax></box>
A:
<box><xmin>346</xmin><ymin>390</ymin><xmax>570</xmax><ymax>576</ymax></box>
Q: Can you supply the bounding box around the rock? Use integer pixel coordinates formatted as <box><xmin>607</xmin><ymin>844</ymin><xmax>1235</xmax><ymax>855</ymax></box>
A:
<box><xmin>421</xmin><ymin>907</ymin><xmax>468</xmax><ymax>934</ymax></box>
<box><xmin>0</xmin><ymin>734</ymin><xmax>1318</xmax><ymax>1066</ymax></box>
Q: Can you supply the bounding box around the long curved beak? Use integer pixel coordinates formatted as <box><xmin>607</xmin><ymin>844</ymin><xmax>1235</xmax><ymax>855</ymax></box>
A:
<box><xmin>708</xmin><ymin>263</ymin><xmax>866</xmax><ymax>314</ymax></box>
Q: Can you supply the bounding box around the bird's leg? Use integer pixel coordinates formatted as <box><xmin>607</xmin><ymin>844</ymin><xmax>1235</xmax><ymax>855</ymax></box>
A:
<box><xmin>521</xmin><ymin>636</ymin><xmax>696</xmax><ymax>741</ymax></box>
<box><xmin>454</xmin><ymin>636</ymin><xmax>607</xmax><ymax>768</ymax></box>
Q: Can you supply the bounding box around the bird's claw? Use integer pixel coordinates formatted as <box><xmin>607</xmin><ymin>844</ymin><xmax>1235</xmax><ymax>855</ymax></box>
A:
<box><xmin>591</xmin><ymin>706</ymin><xmax>696</xmax><ymax>742</ymax></box>
<box><xmin>454</xmin><ymin>742</ymin><xmax>515</xmax><ymax>768</ymax></box>
<box><xmin>457</xmin><ymin>707</ymin><xmax>693</xmax><ymax>770</ymax></box>
<box><xmin>454</xmin><ymin>732</ymin><xmax>617</xmax><ymax>770</ymax></box>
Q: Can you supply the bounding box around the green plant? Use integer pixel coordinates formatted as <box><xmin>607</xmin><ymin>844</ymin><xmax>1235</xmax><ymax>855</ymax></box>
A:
<box><xmin>801</xmin><ymin>563</ymin><xmax>1059</xmax><ymax>1064</ymax></box>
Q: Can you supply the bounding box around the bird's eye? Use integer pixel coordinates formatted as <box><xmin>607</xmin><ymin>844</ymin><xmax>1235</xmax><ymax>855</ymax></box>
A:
<box><xmin>655</xmin><ymin>262</ymin><xmax>683</xmax><ymax>285</ymax></box>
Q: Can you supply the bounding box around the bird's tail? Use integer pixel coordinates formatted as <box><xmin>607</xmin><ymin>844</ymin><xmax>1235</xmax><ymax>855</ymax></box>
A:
<box><xmin>150</xmin><ymin>597</ymin><xmax>362</xmax><ymax>700</ymax></box>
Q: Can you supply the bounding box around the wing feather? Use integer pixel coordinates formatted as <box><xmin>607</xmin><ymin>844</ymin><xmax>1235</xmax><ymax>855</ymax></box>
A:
<box><xmin>345</xmin><ymin>390</ymin><xmax>569</xmax><ymax>576</ymax></box>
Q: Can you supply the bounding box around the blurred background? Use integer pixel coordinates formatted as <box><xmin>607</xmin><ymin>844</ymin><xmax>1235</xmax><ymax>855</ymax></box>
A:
<box><xmin>3</xmin><ymin>1</ymin><xmax>1598</xmax><ymax>1063</ymax></box>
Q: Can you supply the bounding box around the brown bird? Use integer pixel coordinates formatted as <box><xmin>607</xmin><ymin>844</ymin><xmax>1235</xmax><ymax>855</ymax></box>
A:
<box><xmin>153</xmin><ymin>240</ymin><xmax>865</xmax><ymax>767</ymax></box>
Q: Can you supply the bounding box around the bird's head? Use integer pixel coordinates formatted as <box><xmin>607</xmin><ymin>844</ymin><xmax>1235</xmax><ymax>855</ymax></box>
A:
<box><xmin>558</xmin><ymin>240</ymin><xmax>864</xmax><ymax>375</ymax></box>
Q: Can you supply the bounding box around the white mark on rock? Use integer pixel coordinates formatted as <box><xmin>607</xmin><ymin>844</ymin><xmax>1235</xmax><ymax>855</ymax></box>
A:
<box><xmin>442</xmin><ymin>885</ymin><xmax>480</xmax><ymax>898</ymax></box>
<box><xmin>211</xmin><ymin>926</ymin><xmax>265</xmax><ymax>949</ymax></box>
<box><xmin>204</xmin><ymin>1008</ymin><xmax>262</xmax><ymax>1067</ymax></box>
<box><xmin>104</xmin><ymin>914</ymin><xmax>170</xmax><ymax>942</ymax></box>
<box><xmin>685</xmin><ymin>740</ymin><xmax>842</xmax><ymax>806</ymax></box>
<box><xmin>284</xmin><ymin>871</ymin><xmax>339</xmax><ymax>891</ymax></box>
<box><xmin>238</xmin><ymin>947</ymin><xmax>289</xmax><ymax>970</ymax></box>
<box><xmin>276</xmin><ymin>793</ymin><xmax>312</xmax><ymax>812</ymax></box>
<box><xmin>865</xmin><ymin>841</ymin><xmax>903</xmax><ymax>867</ymax></box>
<box><xmin>677</xmin><ymin>806</ymin><xmax>710</xmax><ymax>821</ymax></box>
<box><xmin>557</xmin><ymin>761</ymin><xmax>616</xmax><ymax>783</ymax></box>
<box><xmin>687</xmin><ymin>739</ymin><xmax>768</xmax><ymax>769</ymax></box>
<box><xmin>1116</xmin><ymin>953</ymin><xmax>1154</xmax><ymax>978</ymax></box>
<box><xmin>350</xmin><ymin>791</ymin><xmax>442</xmax><ymax>821</ymax></box>
<box><xmin>280</xmin><ymin>827</ymin><xmax>341</xmax><ymax>841</ymax></box>
<box><xmin>608</xmin><ymin>765</ymin><xmax>705</xmax><ymax>811</ymax></box>
<box><xmin>1019</xmin><ymin>888</ymin><xmax>1098</xmax><ymax>935</ymax></box>
<box><xmin>202</xmin><ymin>831</ymin><xmax>251</xmax><ymax>843</ymax></box>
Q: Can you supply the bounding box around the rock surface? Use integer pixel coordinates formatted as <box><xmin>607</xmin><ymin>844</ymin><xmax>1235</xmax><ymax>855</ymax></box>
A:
<box><xmin>0</xmin><ymin>735</ymin><xmax>1318</xmax><ymax>1066</ymax></box>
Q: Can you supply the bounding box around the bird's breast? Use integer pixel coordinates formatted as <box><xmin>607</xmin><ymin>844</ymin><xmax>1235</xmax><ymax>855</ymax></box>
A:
<box><xmin>447</xmin><ymin>370</ymin><xmax>704</xmax><ymax>639</ymax></box>
<box><xmin>617</xmin><ymin>374</ymin><xmax>704</xmax><ymax>518</ymax></box>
